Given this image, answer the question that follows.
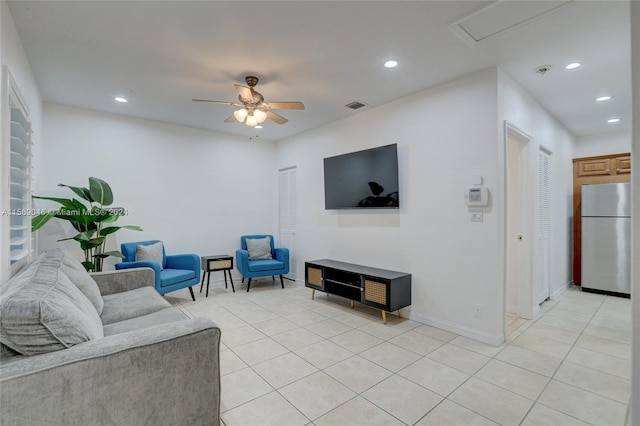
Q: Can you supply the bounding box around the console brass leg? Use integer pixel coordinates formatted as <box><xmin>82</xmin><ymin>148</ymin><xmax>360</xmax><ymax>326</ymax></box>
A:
<box><xmin>398</xmin><ymin>309</ymin><xmax>403</xmax><ymax>319</ymax></box>
<box><xmin>311</xmin><ymin>289</ymin><xmax>315</xmax><ymax>300</ymax></box>
<box><xmin>381</xmin><ymin>310</ymin><xmax>387</xmax><ymax>324</ymax></box>
<box><xmin>350</xmin><ymin>301</ymin><xmax>354</xmax><ymax>308</ymax></box>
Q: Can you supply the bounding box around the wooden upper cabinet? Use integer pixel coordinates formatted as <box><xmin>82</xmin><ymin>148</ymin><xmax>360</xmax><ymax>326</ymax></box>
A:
<box><xmin>576</xmin><ymin>154</ymin><xmax>631</xmax><ymax>177</ymax></box>
<box><xmin>614</xmin><ymin>155</ymin><xmax>631</xmax><ymax>174</ymax></box>
<box><xmin>572</xmin><ymin>153</ymin><xmax>631</xmax><ymax>285</ymax></box>
<box><xmin>576</xmin><ymin>157</ymin><xmax>612</xmax><ymax>177</ymax></box>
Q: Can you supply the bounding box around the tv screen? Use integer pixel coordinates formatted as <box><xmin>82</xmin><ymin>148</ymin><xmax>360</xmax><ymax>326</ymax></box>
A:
<box><xmin>324</xmin><ymin>144</ymin><xmax>399</xmax><ymax>209</ymax></box>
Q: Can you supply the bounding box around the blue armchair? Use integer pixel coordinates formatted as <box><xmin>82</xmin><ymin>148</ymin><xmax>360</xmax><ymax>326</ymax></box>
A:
<box><xmin>115</xmin><ymin>240</ymin><xmax>199</xmax><ymax>301</ymax></box>
<box><xmin>236</xmin><ymin>235</ymin><xmax>290</xmax><ymax>292</ymax></box>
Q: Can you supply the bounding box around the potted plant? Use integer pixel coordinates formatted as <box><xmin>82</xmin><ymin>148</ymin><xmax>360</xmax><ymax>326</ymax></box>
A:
<box><xmin>31</xmin><ymin>177</ymin><xmax>142</xmax><ymax>272</ymax></box>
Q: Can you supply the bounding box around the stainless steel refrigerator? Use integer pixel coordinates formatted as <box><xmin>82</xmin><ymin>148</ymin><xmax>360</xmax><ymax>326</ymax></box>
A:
<box><xmin>581</xmin><ymin>182</ymin><xmax>631</xmax><ymax>296</ymax></box>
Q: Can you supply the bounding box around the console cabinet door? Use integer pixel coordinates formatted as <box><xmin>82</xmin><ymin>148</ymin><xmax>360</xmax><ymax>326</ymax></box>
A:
<box><xmin>363</xmin><ymin>278</ymin><xmax>389</xmax><ymax>310</ymax></box>
<box><xmin>306</xmin><ymin>265</ymin><xmax>324</xmax><ymax>290</ymax></box>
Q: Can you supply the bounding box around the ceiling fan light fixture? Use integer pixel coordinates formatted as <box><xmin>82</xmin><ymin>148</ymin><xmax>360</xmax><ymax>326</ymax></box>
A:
<box><xmin>233</xmin><ymin>108</ymin><xmax>248</xmax><ymax>122</ymax></box>
<box><xmin>253</xmin><ymin>109</ymin><xmax>267</xmax><ymax>123</ymax></box>
<box><xmin>245</xmin><ymin>113</ymin><xmax>258</xmax><ymax>127</ymax></box>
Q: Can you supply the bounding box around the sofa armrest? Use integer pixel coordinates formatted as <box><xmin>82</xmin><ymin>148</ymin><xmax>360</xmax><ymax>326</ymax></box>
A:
<box><xmin>91</xmin><ymin>267</ymin><xmax>155</xmax><ymax>296</ymax></box>
<box><xmin>0</xmin><ymin>318</ymin><xmax>221</xmax><ymax>426</ymax></box>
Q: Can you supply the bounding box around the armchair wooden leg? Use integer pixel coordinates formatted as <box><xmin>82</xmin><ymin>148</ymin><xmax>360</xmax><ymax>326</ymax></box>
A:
<box><xmin>272</xmin><ymin>275</ymin><xmax>275</xmax><ymax>281</ymax></box>
<box><xmin>188</xmin><ymin>286</ymin><xmax>195</xmax><ymax>302</ymax></box>
<box><xmin>200</xmin><ymin>271</ymin><xmax>205</xmax><ymax>293</ymax></box>
<box><xmin>241</xmin><ymin>277</ymin><xmax>245</xmax><ymax>283</ymax></box>
<box><xmin>280</xmin><ymin>275</ymin><xmax>284</xmax><ymax>288</ymax></box>
<box><xmin>246</xmin><ymin>278</ymin><xmax>252</xmax><ymax>292</ymax></box>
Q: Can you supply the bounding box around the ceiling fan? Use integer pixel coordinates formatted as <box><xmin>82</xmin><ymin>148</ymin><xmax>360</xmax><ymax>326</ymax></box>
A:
<box><xmin>193</xmin><ymin>76</ymin><xmax>304</xmax><ymax>126</ymax></box>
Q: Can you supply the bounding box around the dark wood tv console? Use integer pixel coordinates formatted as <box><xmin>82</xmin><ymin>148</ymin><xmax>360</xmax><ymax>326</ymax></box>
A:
<box><xmin>304</xmin><ymin>259</ymin><xmax>411</xmax><ymax>323</ymax></box>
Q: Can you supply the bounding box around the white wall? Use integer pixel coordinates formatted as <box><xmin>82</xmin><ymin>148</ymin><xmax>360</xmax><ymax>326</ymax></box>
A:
<box><xmin>277</xmin><ymin>67</ymin><xmax>575</xmax><ymax>345</ymax></box>
<box><xmin>278</xmin><ymin>69</ymin><xmax>504</xmax><ymax>344</ymax></box>
<box><xmin>498</xmin><ymin>69</ymin><xmax>575</xmax><ymax>312</ymax></box>
<box><xmin>0</xmin><ymin>1</ymin><xmax>43</xmax><ymax>281</ymax></box>
<box><xmin>36</xmin><ymin>104</ymin><xmax>277</xmax><ymax>271</ymax></box>
<box><xmin>574</xmin><ymin>129</ymin><xmax>631</xmax><ymax>158</ymax></box>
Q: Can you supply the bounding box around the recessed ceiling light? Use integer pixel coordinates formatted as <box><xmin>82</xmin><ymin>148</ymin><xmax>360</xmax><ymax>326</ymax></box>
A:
<box><xmin>254</xmin><ymin>125</ymin><xmax>263</xmax><ymax>129</ymax></box>
<box><xmin>384</xmin><ymin>60</ymin><xmax>398</xmax><ymax>69</ymax></box>
<box><xmin>595</xmin><ymin>96</ymin><xmax>612</xmax><ymax>102</ymax></box>
<box><xmin>607</xmin><ymin>118</ymin><xmax>620</xmax><ymax>123</ymax></box>
<box><xmin>565</xmin><ymin>62</ymin><xmax>581</xmax><ymax>70</ymax></box>
<box><xmin>114</xmin><ymin>97</ymin><xmax>128</xmax><ymax>103</ymax></box>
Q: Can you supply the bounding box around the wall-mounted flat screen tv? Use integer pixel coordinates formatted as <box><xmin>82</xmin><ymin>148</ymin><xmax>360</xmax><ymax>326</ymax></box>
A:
<box><xmin>324</xmin><ymin>143</ymin><xmax>399</xmax><ymax>209</ymax></box>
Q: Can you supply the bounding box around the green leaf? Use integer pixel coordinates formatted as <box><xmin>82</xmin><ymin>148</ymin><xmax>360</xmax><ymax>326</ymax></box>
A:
<box><xmin>100</xmin><ymin>225</ymin><xmax>143</xmax><ymax>236</ymax></box>
<box><xmin>81</xmin><ymin>261</ymin><xmax>95</xmax><ymax>272</ymax></box>
<box><xmin>58</xmin><ymin>184</ymin><xmax>94</xmax><ymax>202</ymax></box>
<box><xmin>99</xmin><ymin>226</ymin><xmax>121</xmax><ymax>236</ymax></box>
<box><xmin>31</xmin><ymin>212</ymin><xmax>56</xmax><ymax>231</ymax></box>
<box><xmin>94</xmin><ymin>250</ymin><xmax>124</xmax><ymax>259</ymax></box>
<box><xmin>32</xmin><ymin>196</ymin><xmax>84</xmax><ymax>212</ymax></box>
<box><xmin>89</xmin><ymin>177</ymin><xmax>113</xmax><ymax>206</ymax></box>
<box><xmin>78</xmin><ymin>237</ymin><xmax>105</xmax><ymax>251</ymax></box>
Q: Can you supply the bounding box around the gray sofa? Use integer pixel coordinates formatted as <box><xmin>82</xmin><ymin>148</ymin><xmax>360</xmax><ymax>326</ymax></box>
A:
<box><xmin>0</xmin><ymin>249</ymin><xmax>221</xmax><ymax>426</ymax></box>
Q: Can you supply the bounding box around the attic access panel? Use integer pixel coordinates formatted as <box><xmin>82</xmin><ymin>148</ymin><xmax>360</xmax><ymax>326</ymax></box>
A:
<box><xmin>450</xmin><ymin>1</ymin><xmax>572</xmax><ymax>47</ymax></box>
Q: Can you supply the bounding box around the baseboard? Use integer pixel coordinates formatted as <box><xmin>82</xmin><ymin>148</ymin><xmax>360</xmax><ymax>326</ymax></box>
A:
<box><xmin>408</xmin><ymin>311</ymin><xmax>505</xmax><ymax>346</ymax></box>
<box><xmin>550</xmin><ymin>281</ymin><xmax>572</xmax><ymax>301</ymax></box>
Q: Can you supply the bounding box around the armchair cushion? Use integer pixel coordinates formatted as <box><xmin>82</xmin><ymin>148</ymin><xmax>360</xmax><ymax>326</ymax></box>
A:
<box><xmin>159</xmin><ymin>269</ymin><xmax>197</xmax><ymax>288</ymax></box>
<box><xmin>248</xmin><ymin>259</ymin><xmax>285</xmax><ymax>272</ymax></box>
<box><xmin>136</xmin><ymin>241</ymin><xmax>164</xmax><ymax>270</ymax></box>
<box><xmin>246</xmin><ymin>236</ymin><xmax>273</xmax><ymax>260</ymax></box>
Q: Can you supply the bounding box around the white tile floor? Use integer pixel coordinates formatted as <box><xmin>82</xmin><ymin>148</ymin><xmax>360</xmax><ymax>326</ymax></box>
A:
<box><xmin>168</xmin><ymin>279</ymin><xmax>631</xmax><ymax>426</ymax></box>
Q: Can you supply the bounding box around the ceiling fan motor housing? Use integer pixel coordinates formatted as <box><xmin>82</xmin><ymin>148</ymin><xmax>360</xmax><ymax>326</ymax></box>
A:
<box><xmin>245</xmin><ymin>76</ymin><xmax>259</xmax><ymax>87</ymax></box>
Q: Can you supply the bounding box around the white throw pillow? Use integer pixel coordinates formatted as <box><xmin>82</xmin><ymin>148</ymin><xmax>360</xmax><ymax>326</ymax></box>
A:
<box><xmin>136</xmin><ymin>242</ymin><xmax>164</xmax><ymax>270</ymax></box>
<box><xmin>246</xmin><ymin>237</ymin><xmax>272</xmax><ymax>260</ymax></box>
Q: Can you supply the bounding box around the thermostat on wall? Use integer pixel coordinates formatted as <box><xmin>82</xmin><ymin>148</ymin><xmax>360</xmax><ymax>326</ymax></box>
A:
<box><xmin>465</xmin><ymin>187</ymin><xmax>489</xmax><ymax>206</ymax></box>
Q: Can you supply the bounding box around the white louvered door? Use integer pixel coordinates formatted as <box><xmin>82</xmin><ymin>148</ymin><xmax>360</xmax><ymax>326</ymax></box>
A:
<box><xmin>279</xmin><ymin>167</ymin><xmax>297</xmax><ymax>281</ymax></box>
<box><xmin>535</xmin><ymin>149</ymin><xmax>551</xmax><ymax>305</ymax></box>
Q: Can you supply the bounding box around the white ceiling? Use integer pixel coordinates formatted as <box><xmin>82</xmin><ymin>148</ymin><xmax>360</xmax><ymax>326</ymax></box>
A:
<box><xmin>7</xmin><ymin>1</ymin><xmax>631</xmax><ymax>142</ymax></box>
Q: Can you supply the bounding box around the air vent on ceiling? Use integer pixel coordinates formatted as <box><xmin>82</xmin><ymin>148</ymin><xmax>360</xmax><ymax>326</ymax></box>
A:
<box><xmin>345</xmin><ymin>101</ymin><xmax>366</xmax><ymax>110</ymax></box>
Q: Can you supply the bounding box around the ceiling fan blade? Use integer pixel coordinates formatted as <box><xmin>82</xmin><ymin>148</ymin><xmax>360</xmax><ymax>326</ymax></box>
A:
<box><xmin>264</xmin><ymin>101</ymin><xmax>305</xmax><ymax>110</ymax></box>
<box><xmin>266</xmin><ymin>110</ymin><xmax>288</xmax><ymax>125</ymax></box>
<box><xmin>224</xmin><ymin>114</ymin><xmax>237</xmax><ymax>123</ymax></box>
<box><xmin>234</xmin><ymin>84</ymin><xmax>254</xmax><ymax>103</ymax></box>
<box><xmin>192</xmin><ymin>99</ymin><xmax>242</xmax><ymax>107</ymax></box>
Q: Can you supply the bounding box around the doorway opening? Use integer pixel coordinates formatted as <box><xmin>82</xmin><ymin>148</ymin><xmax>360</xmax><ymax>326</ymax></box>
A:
<box><xmin>504</xmin><ymin>122</ymin><xmax>536</xmax><ymax>339</ymax></box>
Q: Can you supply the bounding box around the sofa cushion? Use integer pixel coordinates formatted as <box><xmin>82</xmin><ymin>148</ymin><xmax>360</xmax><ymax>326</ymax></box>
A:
<box><xmin>103</xmin><ymin>307</ymin><xmax>190</xmax><ymax>336</ymax></box>
<box><xmin>246</xmin><ymin>236</ymin><xmax>272</xmax><ymax>260</ymax></box>
<box><xmin>160</xmin><ymin>269</ymin><xmax>196</xmax><ymax>287</ymax></box>
<box><xmin>247</xmin><ymin>259</ymin><xmax>285</xmax><ymax>272</ymax></box>
<box><xmin>56</xmin><ymin>249</ymin><xmax>104</xmax><ymax>315</ymax></box>
<box><xmin>100</xmin><ymin>287</ymin><xmax>172</xmax><ymax>325</ymax></box>
<box><xmin>0</xmin><ymin>255</ymin><xmax>104</xmax><ymax>355</ymax></box>
<box><xmin>136</xmin><ymin>241</ymin><xmax>164</xmax><ymax>270</ymax></box>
